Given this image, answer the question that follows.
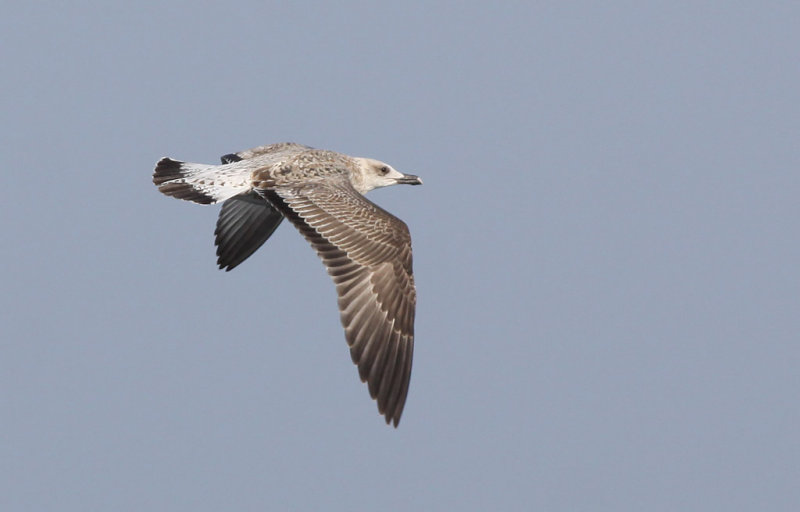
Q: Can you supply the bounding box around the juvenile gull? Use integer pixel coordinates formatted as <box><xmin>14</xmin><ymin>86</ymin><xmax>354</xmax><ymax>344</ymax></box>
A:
<box><xmin>152</xmin><ymin>143</ymin><xmax>422</xmax><ymax>426</ymax></box>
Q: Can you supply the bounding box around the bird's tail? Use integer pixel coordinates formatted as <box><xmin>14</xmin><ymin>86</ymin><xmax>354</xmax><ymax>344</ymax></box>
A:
<box><xmin>153</xmin><ymin>158</ymin><xmax>251</xmax><ymax>204</ymax></box>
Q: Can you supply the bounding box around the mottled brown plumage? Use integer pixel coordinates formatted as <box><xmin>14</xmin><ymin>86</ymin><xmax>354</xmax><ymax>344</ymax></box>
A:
<box><xmin>152</xmin><ymin>143</ymin><xmax>421</xmax><ymax>426</ymax></box>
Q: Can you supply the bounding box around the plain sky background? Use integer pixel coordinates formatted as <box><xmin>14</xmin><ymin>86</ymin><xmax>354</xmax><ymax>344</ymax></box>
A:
<box><xmin>1</xmin><ymin>2</ymin><xmax>798</xmax><ymax>510</ymax></box>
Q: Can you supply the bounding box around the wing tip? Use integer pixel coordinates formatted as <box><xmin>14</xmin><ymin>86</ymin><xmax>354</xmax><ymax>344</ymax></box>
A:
<box><xmin>220</xmin><ymin>153</ymin><xmax>243</xmax><ymax>164</ymax></box>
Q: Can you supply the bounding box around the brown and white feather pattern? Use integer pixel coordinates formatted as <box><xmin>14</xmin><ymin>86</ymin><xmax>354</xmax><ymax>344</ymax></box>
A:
<box><xmin>214</xmin><ymin>143</ymin><xmax>313</xmax><ymax>270</ymax></box>
<box><xmin>264</xmin><ymin>180</ymin><xmax>415</xmax><ymax>426</ymax></box>
<box><xmin>152</xmin><ymin>143</ymin><xmax>421</xmax><ymax>426</ymax></box>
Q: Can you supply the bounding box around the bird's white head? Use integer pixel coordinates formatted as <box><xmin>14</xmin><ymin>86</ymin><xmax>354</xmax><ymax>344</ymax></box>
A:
<box><xmin>352</xmin><ymin>157</ymin><xmax>423</xmax><ymax>194</ymax></box>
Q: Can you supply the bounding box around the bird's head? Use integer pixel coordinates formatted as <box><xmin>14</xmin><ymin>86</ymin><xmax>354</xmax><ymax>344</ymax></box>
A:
<box><xmin>353</xmin><ymin>157</ymin><xmax>422</xmax><ymax>194</ymax></box>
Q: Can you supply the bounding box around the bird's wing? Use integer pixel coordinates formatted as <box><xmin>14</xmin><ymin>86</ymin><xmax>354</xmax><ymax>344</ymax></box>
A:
<box><xmin>212</xmin><ymin>145</ymin><xmax>313</xmax><ymax>270</ymax></box>
<box><xmin>264</xmin><ymin>181</ymin><xmax>416</xmax><ymax>426</ymax></box>
<box><xmin>214</xmin><ymin>191</ymin><xmax>284</xmax><ymax>271</ymax></box>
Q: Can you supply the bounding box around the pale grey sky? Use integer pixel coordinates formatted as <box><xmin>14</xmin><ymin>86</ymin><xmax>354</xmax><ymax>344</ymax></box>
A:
<box><xmin>2</xmin><ymin>2</ymin><xmax>799</xmax><ymax>510</ymax></box>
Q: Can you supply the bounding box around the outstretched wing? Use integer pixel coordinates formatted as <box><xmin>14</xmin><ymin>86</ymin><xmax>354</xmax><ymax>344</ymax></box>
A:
<box><xmin>213</xmin><ymin>144</ymin><xmax>312</xmax><ymax>270</ymax></box>
<box><xmin>263</xmin><ymin>181</ymin><xmax>416</xmax><ymax>426</ymax></box>
<box><xmin>214</xmin><ymin>191</ymin><xmax>284</xmax><ymax>271</ymax></box>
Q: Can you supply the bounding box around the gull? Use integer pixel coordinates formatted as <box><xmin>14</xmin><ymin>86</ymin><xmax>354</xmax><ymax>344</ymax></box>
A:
<box><xmin>152</xmin><ymin>143</ymin><xmax>422</xmax><ymax>426</ymax></box>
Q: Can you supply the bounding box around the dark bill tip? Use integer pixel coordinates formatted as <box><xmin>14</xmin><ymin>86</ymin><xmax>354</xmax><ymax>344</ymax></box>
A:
<box><xmin>397</xmin><ymin>174</ymin><xmax>423</xmax><ymax>185</ymax></box>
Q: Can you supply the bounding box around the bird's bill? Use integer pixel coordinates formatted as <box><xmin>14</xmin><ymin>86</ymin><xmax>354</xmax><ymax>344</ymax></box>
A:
<box><xmin>396</xmin><ymin>174</ymin><xmax>423</xmax><ymax>185</ymax></box>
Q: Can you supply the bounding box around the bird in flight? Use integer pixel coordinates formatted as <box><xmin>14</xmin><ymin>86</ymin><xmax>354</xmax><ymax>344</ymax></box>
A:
<box><xmin>152</xmin><ymin>143</ymin><xmax>422</xmax><ymax>426</ymax></box>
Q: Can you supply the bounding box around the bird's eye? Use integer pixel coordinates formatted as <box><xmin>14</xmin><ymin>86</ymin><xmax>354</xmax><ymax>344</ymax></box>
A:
<box><xmin>380</xmin><ymin>166</ymin><xmax>390</xmax><ymax>175</ymax></box>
